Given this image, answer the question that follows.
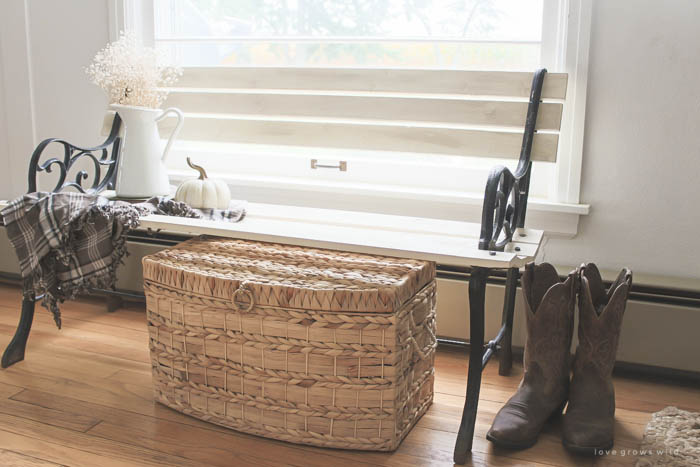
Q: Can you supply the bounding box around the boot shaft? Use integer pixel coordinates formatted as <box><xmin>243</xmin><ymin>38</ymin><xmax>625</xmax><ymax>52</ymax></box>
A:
<box><xmin>575</xmin><ymin>263</ymin><xmax>632</xmax><ymax>378</ymax></box>
<box><xmin>521</xmin><ymin>262</ymin><xmax>576</xmax><ymax>390</ymax></box>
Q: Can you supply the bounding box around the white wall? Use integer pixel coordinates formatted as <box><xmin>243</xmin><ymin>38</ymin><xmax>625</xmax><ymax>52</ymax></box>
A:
<box><xmin>0</xmin><ymin>0</ymin><xmax>109</xmax><ymax>199</ymax></box>
<box><xmin>0</xmin><ymin>1</ymin><xmax>37</xmax><ymax>197</ymax></box>
<box><xmin>544</xmin><ymin>0</ymin><xmax>700</xmax><ymax>280</ymax></box>
<box><xmin>26</xmin><ymin>0</ymin><xmax>110</xmax><ymax>149</ymax></box>
<box><xmin>0</xmin><ymin>33</ymin><xmax>10</xmax><ymax>195</ymax></box>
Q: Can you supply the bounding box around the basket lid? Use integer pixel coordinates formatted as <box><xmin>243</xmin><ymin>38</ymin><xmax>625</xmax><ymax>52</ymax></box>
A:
<box><xmin>142</xmin><ymin>236</ymin><xmax>435</xmax><ymax>313</ymax></box>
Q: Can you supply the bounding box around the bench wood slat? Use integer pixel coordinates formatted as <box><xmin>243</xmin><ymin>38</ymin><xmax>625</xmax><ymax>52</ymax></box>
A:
<box><xmin>246</xmin><ymin>202</ymin><xmax>545</xmax><ymax>245</ymax></box>
<box><xmin>164</xmin><ymin>91</ymin><xmax>564</xmax><ymax>131</ymax></box>
<box><xmin>156</xmin><ymin>115</ymin><xmax>559</xmax><ymax>162</ymax></box>
<box><xmin>176</xmin><ymin>67</ymin><xmax>568</xmax><ymax>99</ymax></box>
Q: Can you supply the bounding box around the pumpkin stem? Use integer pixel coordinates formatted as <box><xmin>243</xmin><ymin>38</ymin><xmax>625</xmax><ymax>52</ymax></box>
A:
<box><xmin>186</xmin><ymin>156</ymin><xmax>208</xmax><ymax>180</ymax></box>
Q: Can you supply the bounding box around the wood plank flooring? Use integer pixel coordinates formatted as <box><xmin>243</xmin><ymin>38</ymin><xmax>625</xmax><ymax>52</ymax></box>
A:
<box><xmin>0</xmin><ymin>283</ymin><xmax>697</xmax><ymax>466</ymax></box>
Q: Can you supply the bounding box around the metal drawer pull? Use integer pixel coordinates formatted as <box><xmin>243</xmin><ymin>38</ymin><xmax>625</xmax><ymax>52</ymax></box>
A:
<box><xmin>310</xmin><ymin>159</ymin><xmax>347</xmax><ymax>171</ymax></box>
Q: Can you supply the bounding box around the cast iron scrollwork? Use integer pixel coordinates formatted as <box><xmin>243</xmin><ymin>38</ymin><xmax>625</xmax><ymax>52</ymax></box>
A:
<box><xmin>27</xmin><ymin>113</ymin><xmax>122</xmax><ymax>194</ymax></box>
<box><xmin>478</xmin><ymin>69</ymin><xmax>546</xmax><ymax>251</ymax></box>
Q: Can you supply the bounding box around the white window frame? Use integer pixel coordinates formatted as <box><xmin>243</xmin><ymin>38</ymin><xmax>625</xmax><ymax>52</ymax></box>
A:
<box><xmin>110</xmin><ymin>0</ymin><xmax>591</xmax><ymax>235</ymax></box>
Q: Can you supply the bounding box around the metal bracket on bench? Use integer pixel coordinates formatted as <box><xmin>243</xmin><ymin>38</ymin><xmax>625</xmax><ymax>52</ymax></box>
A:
<box><xmin>27</xmin><ymin>114</ymin><xmax>122</xmax><ymax>194</ymax></box>
<box><xmin>478</xmin><ymin>69</ymin><xmax>546</xmax><ymax>252</ymax></box>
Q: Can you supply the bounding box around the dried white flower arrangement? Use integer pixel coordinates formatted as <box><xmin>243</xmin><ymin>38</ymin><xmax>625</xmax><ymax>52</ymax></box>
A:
<box><xmin>86</xmin><ymin>31</ymin><xmax>182</xmax><ymax>108</ymax></box>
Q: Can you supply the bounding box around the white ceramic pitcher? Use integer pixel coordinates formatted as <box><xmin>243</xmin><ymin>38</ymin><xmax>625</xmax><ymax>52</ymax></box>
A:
<box><xmin>111</xmin><ymin>104</ymin><xmax>184</xmax><ymax>198</ymax></box>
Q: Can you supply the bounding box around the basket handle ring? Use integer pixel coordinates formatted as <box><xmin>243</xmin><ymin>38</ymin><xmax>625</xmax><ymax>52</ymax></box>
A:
<box><xmin>232</xmin><ymin>285</ymin><xmax>255</xmax><ymax>312</ymax></box>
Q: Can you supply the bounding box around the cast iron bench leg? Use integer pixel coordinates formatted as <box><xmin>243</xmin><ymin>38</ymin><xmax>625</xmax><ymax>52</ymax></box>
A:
<box><xmin>498</xmin><ymin>267</ymin><xmax>519</xmax><ymax>376</ymax></box>
<box><xmin>106</xmin><ymin>295</ymin><xmax>123</xmax><ymax>313</ymax></box>
<box><xmin>1</xmin><ymin>297</ymin><xmax>36</xmax><ymax>368</ymax></box>
<box><xmin>453</xmin><ymin>266</ymin><xmax>489</xmax><ymax>464</ymax></box>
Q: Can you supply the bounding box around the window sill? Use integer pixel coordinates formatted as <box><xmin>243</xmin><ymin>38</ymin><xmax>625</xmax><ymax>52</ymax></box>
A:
<box><xmin>169</xmin><ymin>170</ymin><xmax>589</xmax><ymax>237</ymax></box>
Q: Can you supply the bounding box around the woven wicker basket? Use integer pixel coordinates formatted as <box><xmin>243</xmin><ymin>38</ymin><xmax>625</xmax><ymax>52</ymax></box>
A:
<box><xmin>142</xmin><ymin>236</ymin><xmax>436</xmax><ymax>451</ymax></box>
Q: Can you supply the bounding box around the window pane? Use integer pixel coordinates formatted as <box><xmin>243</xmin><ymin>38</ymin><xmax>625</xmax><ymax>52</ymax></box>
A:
<box><xmin>154</xmin><ymin>0</ymin><xmax>544</xmax><ymax>70</ymax></box>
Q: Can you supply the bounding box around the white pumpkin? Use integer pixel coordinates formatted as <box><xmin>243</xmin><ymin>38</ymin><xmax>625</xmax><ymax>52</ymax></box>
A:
<box><xmin>174</xmin><ymin>157</ymin><xmax>231</xmax><ymax>209</ymax></box>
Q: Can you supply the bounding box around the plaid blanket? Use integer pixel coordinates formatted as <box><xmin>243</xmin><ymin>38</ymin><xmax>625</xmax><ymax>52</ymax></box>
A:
<box><xmin>1</xmin><ymin>192</ymin><xmax>245</xmax><ymax>328</ymax></box>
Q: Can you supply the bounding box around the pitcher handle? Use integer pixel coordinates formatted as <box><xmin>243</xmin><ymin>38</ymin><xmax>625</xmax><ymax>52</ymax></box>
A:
<box><xmin>155</xmin><ymin>107</ymin><xmax>184</xmax><ymax>162</ymax></box>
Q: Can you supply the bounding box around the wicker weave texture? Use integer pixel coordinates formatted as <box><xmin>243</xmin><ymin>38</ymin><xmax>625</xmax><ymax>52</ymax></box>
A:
<box><xmin>143</xmin><ymin>237</ymin><xmax>437</xmax><ymax>451</ymax></box>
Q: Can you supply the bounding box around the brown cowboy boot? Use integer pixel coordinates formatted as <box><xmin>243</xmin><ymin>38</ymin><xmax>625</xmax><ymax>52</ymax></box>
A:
<box><xmin>486</xmin><ymin>262</ymin><xmax>576</xmax><ymax>449</ymax></box>
<box><xmin>563</xmin><ymin>263</ymin><xmax>632</xmax><ymax>455</ymax></box>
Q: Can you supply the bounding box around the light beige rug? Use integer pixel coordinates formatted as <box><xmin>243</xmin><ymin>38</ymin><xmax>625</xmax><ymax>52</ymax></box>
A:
<box><xmin>635</xmin><ymin>406</ymin><xmax>700</xmax><ymax>466</ymax></box>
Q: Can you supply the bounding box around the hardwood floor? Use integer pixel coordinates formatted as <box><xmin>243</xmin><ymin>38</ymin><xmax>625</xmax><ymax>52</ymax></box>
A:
<box><xmin>0</xmin><ymin>283</ymin><xmax>697</xmax><ymax>466</ymax></box>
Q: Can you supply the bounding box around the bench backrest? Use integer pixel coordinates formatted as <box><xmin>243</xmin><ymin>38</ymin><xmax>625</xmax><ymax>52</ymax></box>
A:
<box><xmin>98</xmin><ymin>68</ymin><xmax>569</xmax><ymax>251</ymax></box>
<box><xmin>150</xmin><ymin>67</ymin><xmax>567</xmax><ymax>163</ymax></box>
<box><xmin>154</xmin><ymin>68</ymin><xmax>569</xmax><ymax>252</ymax></box>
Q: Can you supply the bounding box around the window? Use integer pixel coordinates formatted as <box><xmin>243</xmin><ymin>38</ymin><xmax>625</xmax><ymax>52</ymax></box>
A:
<box><xmin>153</xmin><ymin>0</ymin><xmax>554</xmax><ymax>70</ymax></box>
<box><xmin>114</xmin><ymin>0</ymin><xmax>590</xmax><ymax>231</ymax></box>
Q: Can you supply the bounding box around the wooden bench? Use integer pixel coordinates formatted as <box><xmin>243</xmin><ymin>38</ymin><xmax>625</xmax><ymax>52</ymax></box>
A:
<box><xmin>1</xmin><ymin>68</ymin><xmax>567</xmax><ymax>463</ymax></box>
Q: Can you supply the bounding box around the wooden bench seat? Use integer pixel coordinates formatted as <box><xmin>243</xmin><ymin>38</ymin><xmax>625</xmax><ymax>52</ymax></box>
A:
<box><xmin>138</xmin><ymin>202</ymin><xmax>543</xmax><ymax>269</ymax></box>
<box><xmin>0</xmin><ymin>198</ymin><xmax>542</xmax><ymax>268</ymax></box>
